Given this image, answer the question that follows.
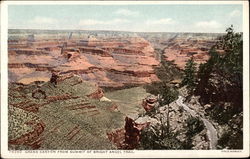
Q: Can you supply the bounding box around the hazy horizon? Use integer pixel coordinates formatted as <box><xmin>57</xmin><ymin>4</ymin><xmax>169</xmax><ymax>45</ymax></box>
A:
<box><xmin>9</xmin><ymin>5</ymin><xmax>243</xmax><ymax>33</ymax></box>
<box><xmin>8</xmin><ymin>28</ymin><xmax>230</xmax><ymax>34</ymax></box>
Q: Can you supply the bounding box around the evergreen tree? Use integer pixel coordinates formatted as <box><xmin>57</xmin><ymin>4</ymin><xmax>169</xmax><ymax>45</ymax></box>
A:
<box><xmin>181</xmin><ymin>57</ymin><xmax>197</xmax><ymax>90</ymax></box>
<box><xmin>195</xmin><ymin>25</ymin><xmax>243</xmax><ymax>149</ymax></box>
<box><xmin>216</xmin><ymin>25</ymin><xmax>243</xmax><ymax>88</ymax></box>
<box><xmin>196</xmin><ymin>25</ymin><xmax>243</xmax><ymax>104</ymax></box>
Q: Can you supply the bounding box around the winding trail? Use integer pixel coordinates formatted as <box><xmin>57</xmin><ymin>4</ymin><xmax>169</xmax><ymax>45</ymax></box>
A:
<box><xmin>176</xmin><ymin>96</ymin><xmax>218</xmax><ymax>149</ymax></box>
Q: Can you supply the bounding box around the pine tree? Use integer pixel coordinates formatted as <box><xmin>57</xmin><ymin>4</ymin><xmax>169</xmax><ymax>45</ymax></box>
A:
<box><xmin>181</xmin><ymin>57</ymin><xmax>197</xmax><ymax>90</ymax></box>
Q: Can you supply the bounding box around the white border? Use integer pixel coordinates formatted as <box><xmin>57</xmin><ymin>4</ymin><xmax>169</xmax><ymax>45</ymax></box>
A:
<box><xmin>1</xmin><ymin>1</ymin><xmax>249</xmax><ymax>158</ymax></box>
<box><xmin>2</xmin><ymin>0</ymin><xmax>247</xmax><ymax>5</ymax></box>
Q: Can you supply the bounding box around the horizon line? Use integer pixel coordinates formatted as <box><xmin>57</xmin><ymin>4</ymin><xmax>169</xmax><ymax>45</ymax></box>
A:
<box><xmin>8</xmin><ymin>28</ymin><xmax>228</xmax><ymax>34</ymax></box>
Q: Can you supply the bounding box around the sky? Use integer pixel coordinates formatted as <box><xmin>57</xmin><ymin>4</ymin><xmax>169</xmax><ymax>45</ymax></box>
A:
<box><xmin>8</xmin><ymin>4</ymin><xmax>243</xmax><ymax>33</ymax></box>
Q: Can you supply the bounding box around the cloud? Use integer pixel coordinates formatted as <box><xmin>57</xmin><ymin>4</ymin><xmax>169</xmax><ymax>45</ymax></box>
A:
<box><xmin>195</xmin><ymin>20</ymin><xmax>221</xmax><ymax>29</ymax></box>
<box><xmin>29</xmin><ymin>16</ymin><xmax>58</xmax><ymax>24</ymax></box>
<box><xmin>229</xmin><ymin>9</ymin><xmax>241</xmax><ymax>17</ymax></box>
<box><xmin>145</xmin><ymin>18</ymin><xmax>175</xmax><ymax>25</ymax></box>
<box><xmin>12</xmin><ymin>16</ymin><xmax>61</xmax><ymax>29</ymax></box>
<box><xmin>114</xmin><ymin>9</ymin><xmax>139</xmax><ymax>16</ymax></box>
<box><xmin>79</xmin><ymin>18</ymin><xmax>130</xmax><ymax>26</ymax></box>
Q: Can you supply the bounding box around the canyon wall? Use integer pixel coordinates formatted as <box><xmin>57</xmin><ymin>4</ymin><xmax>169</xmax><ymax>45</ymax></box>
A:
<box><xmin>8</xmin><ymin>31</ymin><xmax>160</xmax><ymax>87</ymax></box>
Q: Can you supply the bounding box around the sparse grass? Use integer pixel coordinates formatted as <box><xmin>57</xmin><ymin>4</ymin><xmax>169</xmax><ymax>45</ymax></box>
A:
<box><xmin>105</xmin><ymin>86</ymin><xmax>149</xmax><ymax>116</ymax></box>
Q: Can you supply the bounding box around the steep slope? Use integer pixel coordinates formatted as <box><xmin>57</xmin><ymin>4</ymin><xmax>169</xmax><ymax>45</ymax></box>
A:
<box><xmin>8</xmin><ymin>74</ymin><xmax>124</xmax><ymax>150</ymax></box>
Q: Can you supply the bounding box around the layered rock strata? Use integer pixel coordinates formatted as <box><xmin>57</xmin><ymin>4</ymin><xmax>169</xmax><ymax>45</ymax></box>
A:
<box><xmin>8</xmin><ymin>33</ymin><xmax>160</xmax><ymax>87</ymax></box>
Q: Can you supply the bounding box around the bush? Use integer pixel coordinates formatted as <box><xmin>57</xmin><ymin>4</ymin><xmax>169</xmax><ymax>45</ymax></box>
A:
<box><xmin>140</xmin><ymin>123</ymin><xmax>183</xmax><ymax>150</ymax></box>
<box><xmin>185</xmin><ymin>116</ymin><xmax>204</xmax><ymax>137</ymax></box>
<box><xmin>218</xmin><ymin>122</ymin><xmax>243</xmax><ymax>149</ymax></box>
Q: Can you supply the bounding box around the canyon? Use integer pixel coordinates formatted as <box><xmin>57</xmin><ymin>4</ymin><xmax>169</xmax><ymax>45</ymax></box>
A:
<box><xmin>8</xmin><ymin>29</ymin><xmax>225</xmax><ymax>150</ymax></box>
<box><xmin>8</xmin><ymin>30</ymin><xmax>160</xmax><ymax>88</ymax></box>
<box><xmin>8</xmin><ymin>30</ymin><xmax>222</xmax><ymax>86</ymax></box>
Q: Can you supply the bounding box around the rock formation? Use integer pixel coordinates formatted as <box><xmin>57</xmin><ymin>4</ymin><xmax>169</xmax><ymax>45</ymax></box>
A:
<box><xmin>107</xmin><ymin>116</ymin><xmax>150</xmax><ymax>149</ymax></box>
<box><xmin>142</xmin><ymin>95</ymin><xmax>159</xmax><ymax>112</ymax></box>
<box><xmin>163</xmin><ymin>38</ymin><xmax>215</xmax><ymax>69</ymax></box>
<box><xmin>8</xmin><ymin>31</ymin><xmax>160</xmax><ymax>87</ymax></box>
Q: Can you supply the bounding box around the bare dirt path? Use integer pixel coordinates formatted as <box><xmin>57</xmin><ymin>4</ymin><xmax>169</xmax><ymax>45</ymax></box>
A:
<box><xmin>176</xmin><ymin>96</ymin><xmax>218</xmax><ymax>149</ymax></box>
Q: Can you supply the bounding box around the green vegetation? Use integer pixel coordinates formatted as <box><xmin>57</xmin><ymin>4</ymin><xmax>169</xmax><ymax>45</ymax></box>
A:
<box><xmin>216</xmin><ymin>26</ymin><xmax>243</xmax><ymax>86</ymax></box>
<box><xmin>8</xmin><ymin>75</ymin><xmax>124</xmax><ymax>150</ymax></box>
<box><xmin>195</xmin><ymin>25</ymin><xmax>243</xmax><ymax>149</ymax></box>
<box><xmin>160</xmin><ymin>85</ymin><xmax>179</xmax><ymax>106</ymax></box>
<box><xmin>182</xmin><ymin>117</ymin><xmax>204</xmax><ymax>149</ymax></box>
<box><xmin>155</xmin><ymin>49</ymin><xmax>182</xmax><ymax>83</ymax></box>
<box><xmin>105</xmin><ymin>87</ymin><xmax>149</xmax><ymax>116</ymax></box>
<box><xmin>196</xmin><ymin>25</ymin><xmax>242</xmax><ymax>104</ymax></box>
<box><xmin>140</xmin><ymin>26</ymin><xmax>243</xmax><ymax>150</ymax></box>
<box><xmin>140</xmin><ymin>122</ymin><xmax>183</xmax><ymax>149</ymax></box>
<box><xmin>218</xmin><ymin>125</ymin><xmax>243</xmax><ymax>149</ymax></box>
<box><xmin>185</xmin><ymin>116</ymin><xmax>204</xmax><ymax>136</ymax></box>
<box><xmin>145</xmin><ymin>82</ymin><xmax>178</xmax><ymax>106</ymax></box>
<box><xmin>196</xmin><ymin>25</ymin><xmax>243</xmax><ymax>110</ymax></box>
<box><xmin>140</xmin><ymin>116</ymin><xmax>205</xmax><ymax>150</ymax></box>
<box><xmin>181</xmin><ymin>57</ymin><xmax>197</xmax><ymax>91</ymax></box>
<box><xmin>144</xmin><ymin>48</ymin><xmax>180</xmax><ymax>106</ymax></box>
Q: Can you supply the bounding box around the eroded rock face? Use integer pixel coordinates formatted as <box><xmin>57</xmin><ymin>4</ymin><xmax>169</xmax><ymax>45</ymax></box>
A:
<box><xmin>8</xmin><ymin>32</ymin><xmax>160</xmax><ymax>87</ymax></box>
<box><xmin>107</xmin><ymin>116</ymin><xmax>150</xmax><ymax>149</ymax></box>
<box><xmin>124</xmin><ymin>117</ymin><xmax>150</xmax><ymax>149</ymax></box>
<box><xmin>163</xmin><ymin>38</ymin><xmax>214</xmax><ymax>69</ymax></box>
<box><xmin>107</xmin><ymin>95</ymin><xmax>159</xmax><ymax>149</ymax></box>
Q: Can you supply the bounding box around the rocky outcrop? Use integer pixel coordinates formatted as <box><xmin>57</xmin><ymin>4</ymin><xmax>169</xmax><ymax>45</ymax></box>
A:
<box><xmin>107</xmin><ymin>69</ymin><xmax>154</xmax><ymax>78</ymax></box>
<box><xmin>8</xmin><ymin>63</ymin><xmax>52</xmax><ymax>70</ymax></box>
<box><xmin>79</xmin><ymin>47</ymin><xmax>112</xmax><ymax>57</ymax></box>
<box><xmin>62</xmin><ymin>48</ymin><xmax>81</xmax><ymax>61</ymax></box>
<box><xmin>142</xmin><ymin>95</ymin><xmax>159</xmax><ymax>112</ymax></box>
<box><xmin>47</xmin><ymin>94</ymin><xmax>79</xmax><ymax>102</ymax></box>
<box><xmin>124</xmin><ymin>117</ymin><xmax>150</xmax><ymax>149</ymax></box>
<box><xmin>107</xmin><ymin>116</ymin><xmax>150</xmax><ymax>149</ymax></box>
<box><xmin>87</xmin><ymin>87</ymin><xmax>104</xmax><ymax>99</ymax></box>
<box><xmin>110</xmin><ymin>48</ymin><xmax>145</xmax><ymax>55</ymax></box>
